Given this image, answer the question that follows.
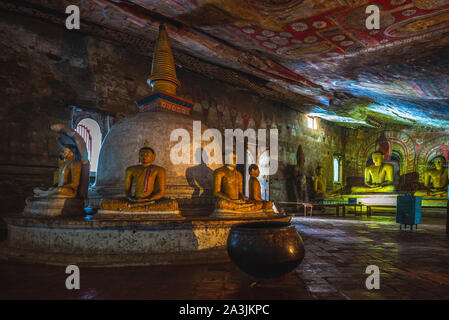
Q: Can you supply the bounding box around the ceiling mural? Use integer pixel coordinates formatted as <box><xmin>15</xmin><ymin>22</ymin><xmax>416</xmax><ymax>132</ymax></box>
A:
<box><xmin>6</xmin><ymin>0</ymin><xmax>449</xmax><ymax>128</ymax></box>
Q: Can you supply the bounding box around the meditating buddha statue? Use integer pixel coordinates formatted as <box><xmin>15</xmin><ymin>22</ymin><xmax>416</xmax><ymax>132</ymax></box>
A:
<box><xmin>414</xmin><ymin>153</ymin><xmax>448</xmax><ymax>198</ymax></box>
<box><xmin>30</xmin><ymin>124</ymin><xmax>89</xmax><ymax>199</ymax></box>
<box><xmin>248</xmin><ymin>164</ymin><xmax>274</xmax><ymax>211</ymax></box>
<box><xmin>25</xmin><ymin>124</ymin><xmax>89</xmax><ymax>216</ymax></box>
<box><xmin>312</xmin><ymin>166</ymin><xmax>341</xmax><ymax>199</ymax></box>
<box><xmin>34</xmin><ymin>146</ymin><xmax>82</xmax><ymax>198</ymax></box>
<box><xmin>213</xmin><ymin>152</ymin><xmax>266</xmax><ymax>212</ymax></box>
<box><xmin>100</xmin><ymin>141</ymin><xmax>178</xmax><ymax>212</ymax></box>
<box><xmin>351</xmin><ymin>149</ymin><xmax>396</xmax><ymax>193</ymax></box>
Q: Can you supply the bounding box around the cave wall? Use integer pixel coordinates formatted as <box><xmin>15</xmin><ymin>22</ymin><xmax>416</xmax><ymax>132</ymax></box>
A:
<box><xmin>0</xmin><ymin>11</ymin><xmax>345</xmax><ymax>216</ymax></box>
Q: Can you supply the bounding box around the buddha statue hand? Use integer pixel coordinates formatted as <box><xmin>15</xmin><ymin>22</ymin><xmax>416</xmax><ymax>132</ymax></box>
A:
<box><xmin>369</xmin><ymin>182</ymin><xmax>384</xmax><ymax>187</ymax></box>
<box><xmin>236</xmin><ymin>195</ymin><xmax>249</xmax><ymax>203</ymax></box>
<box><xmin>32</xmin><ymin>186</ymin><xmax>76</xmax><ymax>198</ymax></box>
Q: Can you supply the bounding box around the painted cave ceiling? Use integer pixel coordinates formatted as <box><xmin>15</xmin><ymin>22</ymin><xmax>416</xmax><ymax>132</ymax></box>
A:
<box><xmin>5</xmin><ymin>0</ymin><xmax>449</xmax><ymax>128</ymax></box>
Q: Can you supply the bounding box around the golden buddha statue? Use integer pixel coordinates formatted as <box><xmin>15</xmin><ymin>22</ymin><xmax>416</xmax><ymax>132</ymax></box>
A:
<box><xmin>351</xmin><ymin>149</ymin><xmax>396</xmax><ymax>193</ymax></box>
<box><xmin>213</xmin><ymin>152</ymin><xmax>265</xmax><ymax>212</ymax></box>
<box><xmin>414</xmin><ymin>153</ymin><xmax>448</xmax><ymax>198</ymax></box>
<box><xmin>312</xmin><ymin>166</ymin><xmax>342</xmax><ymax>199</ymax></box>
<box><xmin>248</xmin><ymin>164</ymin><xmax>274</xmax><ymax>212</ymax></box>
<box><xmin>31</xmin><ymin>124</ymin><xmax>89</xmax><ymax>199</ymax></box>
<box><xmin>313</xmin><ymin>166</ymin><xmax>327</xmax><ymax>199</ymax></box>
<box><xmin>34</xmin><ymin>145</ymin><xmax>82</xmax><ymax>198</ymax></box>
<box><xmin>100</xmin><ymin>141</ymin><xmax>178</xmax><ymax>212</ymax></box>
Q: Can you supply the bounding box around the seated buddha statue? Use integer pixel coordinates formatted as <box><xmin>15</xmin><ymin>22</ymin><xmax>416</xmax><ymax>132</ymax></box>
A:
<box><xmin>248</xmin><ymin>164</ymin><xmax>274</xmax><ymax>212</ymax></box>
<box><xmin>100</xmin><ymin>142</ymin><xmax>178</xmax><ymax>212</ymax></box>
<box><xmin>312</xmin><ymin>166</ymin><xmax>341</xmax><ymax>199</ymax></box>
<box><xmin>25</xmin><ymin>124</ymin><xmax>89</xmax><ymax>216</ymax></box>
<box><xmin>33</xmin><ymin>145</ymin><xmax>82</xmax><ymax>199</ymax></box>
<box><xmin>414</xmin><ymin>154</ymin><xmax>448</xmax><ymax>198</ymax></box>
<box><xmin>213</xmin><ymin>152</ymin><xmax>265</xmax><ymax>212</ymax></box>
<box><xmin>30</xmin><ymin>124</ymin><xmax>89</xmax><ymax>200</ymax></box>
<box><xmin>351</xmin><ymin>149</ymin><xmax>396</xmax><ymax>193</ymax></box>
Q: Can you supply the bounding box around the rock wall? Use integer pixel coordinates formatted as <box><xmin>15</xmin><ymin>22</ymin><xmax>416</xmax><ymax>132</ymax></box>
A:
<box><xmin>0</xmin><ymin>12</ymin><xmax>345</xmax><ymax>216</ymax></box>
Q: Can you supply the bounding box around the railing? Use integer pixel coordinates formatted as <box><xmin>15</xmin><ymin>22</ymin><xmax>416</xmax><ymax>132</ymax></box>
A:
<box><xmin>76</xmin><ymin>124</ymin><xmax>92</xmax><ymax>160</ymax></box>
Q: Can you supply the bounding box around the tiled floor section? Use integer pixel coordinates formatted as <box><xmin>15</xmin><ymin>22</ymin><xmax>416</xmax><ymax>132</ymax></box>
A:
<box><xmin>0</xmin><ymin>215</ymin><xmax>448</xmax><ymax>299</ymax></box>
<box><xmin>295</xmin><ymin>215</ymin><xmax>449</xmax><ymax>299</ymax></box>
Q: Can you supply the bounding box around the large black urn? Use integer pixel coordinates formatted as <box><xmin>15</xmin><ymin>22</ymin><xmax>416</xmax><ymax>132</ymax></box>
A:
<box><xmin>227</xmin><ymin>221</ymin><xmax>305</xmax><ymax>278</ymax></box>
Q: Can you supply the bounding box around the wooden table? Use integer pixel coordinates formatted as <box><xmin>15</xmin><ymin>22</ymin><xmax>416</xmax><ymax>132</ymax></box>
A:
<box><xmin>278</xmin><ymin>202</ymin><xmax>346</xmax><ymax>217</ymax></box>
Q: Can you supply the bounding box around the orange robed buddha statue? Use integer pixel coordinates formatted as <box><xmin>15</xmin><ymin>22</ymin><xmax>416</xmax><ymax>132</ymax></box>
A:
<box><xmin>351</xmin><ymin>149</ymin><xmax>396</xmax><ymax>193</ymax></box>
<box><xmin>414</xmin><ymin>153</ymin><xmax>448</xmax><ymax>198</ymax></box>
<box><xmin>312</xmin><ymin>166</ymin><xmax>341</xmax><ymax>199</ymax></box>
<box><xmin>248</xmin><ymin>164</ymin><xmax>274</xmax><ymax>212</ymax></box>
<box><xmin>33</xmin><ymin>145</ymin><xmax>82</xmax><ymax>198</ymax></box>
<box><xmin>100</xmin><ymin>142</ymin><xmax>178</xmax><ymax>212</ymax></box>
<box><xmin>213</xmin><ymin>152</ymin><xmax>265</xmax><ymax>212</ymax></box>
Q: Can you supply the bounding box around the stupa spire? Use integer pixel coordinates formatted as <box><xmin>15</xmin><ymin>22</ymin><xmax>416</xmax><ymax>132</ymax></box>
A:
<box><xmin>147</xmin><ymin>23</ymin><xmax>181</xmax><ymax>95</ymax></box>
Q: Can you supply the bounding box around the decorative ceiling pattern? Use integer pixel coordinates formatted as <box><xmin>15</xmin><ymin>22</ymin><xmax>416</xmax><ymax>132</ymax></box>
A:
<box><xmin>4</xmin><ymin>0</ymin><xmax>449</xmax><ymax>128</ymax></box>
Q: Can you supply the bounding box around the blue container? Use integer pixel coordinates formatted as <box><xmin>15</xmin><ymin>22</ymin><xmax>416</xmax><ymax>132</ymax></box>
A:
<box><xmin>396</xmin><ymin>195</ymin><xmax>422</xmax><ymax>230</ymax></box>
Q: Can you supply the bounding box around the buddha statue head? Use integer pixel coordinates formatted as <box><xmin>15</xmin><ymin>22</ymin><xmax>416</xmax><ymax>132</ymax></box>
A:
<box><xmin>60</xmin><ymin>145</ymin><xmax>77</xmax><ymax>161</ymax></box>
<box><xmin>315</xmin><ymin>166</ymin><xmax>324</xmax><ymax>176</ymax></box>
<box><xmin>249</xmin><ymin>164</ymin><xmax>259</xmax><ymax>178</ymax></box>
<box><xmin>371</xmin><ymin>148</ymin><xmax>384</xmax><ymax>167</ymax></box>
<box><xmin>433</xmin><ymin>152</ymin><xmax>446</xmax><ymax>171</ymax></box>
<box><xmin>224</xmin><ymin>151</ymin><xmax>238</xmax><ymax>169</ymax></box>
<box><xmin>139</xmin><ymin>140</ymin><xmax>156</xmax><ymax>167</ymax></box>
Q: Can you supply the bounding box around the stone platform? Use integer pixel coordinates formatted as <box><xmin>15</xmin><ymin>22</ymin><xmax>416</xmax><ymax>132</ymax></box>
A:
<box><xmin>96</xmin><ymin>209</ymin><xmax>182</xmax><ymax>220</ymax></box>
<box><xmin>326</xmin><ymin>194</ymin><xmax>447</xmax><ymax>217</ymax></box>
<box><xmin>23</xmin><ymin>196</ymin><xmax>84</xmax><ymax>217</ymax></box>
<box><xmin>210</xmin><ymin>208</ymin><xmax>277</xmax><ymax>219</ymax></box>
<box><xmin>0</xmin><ymin>213</ymin><xmax>290</xmax><ymax>267</ymax></box>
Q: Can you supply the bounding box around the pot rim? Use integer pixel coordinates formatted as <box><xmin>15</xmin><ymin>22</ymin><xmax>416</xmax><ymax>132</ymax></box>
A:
<box><xmin>230</xmin><ymin>221</ymin><xmax>294</xmax><ymax>232</ymax></box>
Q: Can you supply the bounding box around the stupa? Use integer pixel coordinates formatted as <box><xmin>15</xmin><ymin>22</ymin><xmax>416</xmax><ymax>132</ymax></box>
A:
<box><xmin>90</xmin><ymin>24</ymin><xmax>220</xmax><ymax>215</ymax></box>
<box><xmin>0</xmin><ymin>24</ymin><xmax>289</xmax><ymax>266</ymax></box>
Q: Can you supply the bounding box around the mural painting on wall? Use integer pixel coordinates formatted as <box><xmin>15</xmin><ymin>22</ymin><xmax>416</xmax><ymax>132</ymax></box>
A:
<box><xmin>29</xmin><ymin>0</ymin><xmax>449</xmax><ymax>64</ymax></box>
<box><xmin>12</xmin><ymin>0</ymin><xmax>449</xmax><ymax>129</ymax></box>
<box><xmin>234</xmin><ymin>0</ymin><xmax>449</xmax><ymax>60</ymax></box>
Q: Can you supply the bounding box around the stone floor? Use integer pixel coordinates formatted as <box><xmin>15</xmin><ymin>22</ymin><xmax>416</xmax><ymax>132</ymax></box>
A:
<box><xmin>1</xmin><ymin>214</ymin><xmax>448</xmax><ymax>300</ymax></box>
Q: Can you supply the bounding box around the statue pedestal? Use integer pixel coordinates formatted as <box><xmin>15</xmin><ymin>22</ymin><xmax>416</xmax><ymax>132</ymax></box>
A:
<box><xmin>23</xmin><ymin>196</ymin><xmax>84</xmax><ymax>217</ymax></box>
<box><xmin>0</xmin><ymin>214</ymin><xmax>291</xmax><ymax>266</ymax></box>
<box><xmin>210</xmin><ymin>209</ymin><xmax>278</xmax><ymax>219</ymax></box>
<box><xmin>96</xmin><ymin>209</ymin><xmax>183</xmax><ymax>220</ymax></box>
